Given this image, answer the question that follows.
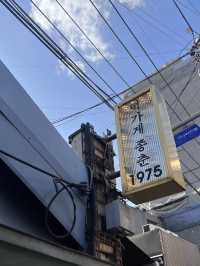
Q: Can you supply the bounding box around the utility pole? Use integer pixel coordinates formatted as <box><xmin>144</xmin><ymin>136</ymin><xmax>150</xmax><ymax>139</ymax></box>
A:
<box><xmin>69</xmin><ymin>123</ymin><xmax>123</xmax><ymax>266</ymax></box>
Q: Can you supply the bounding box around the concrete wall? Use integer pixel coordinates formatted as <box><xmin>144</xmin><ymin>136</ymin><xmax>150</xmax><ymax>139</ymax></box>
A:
<box><xmin>178</xmin><ymin>224</ymin><xmax>200</xmax><ymax>248</ymax></box>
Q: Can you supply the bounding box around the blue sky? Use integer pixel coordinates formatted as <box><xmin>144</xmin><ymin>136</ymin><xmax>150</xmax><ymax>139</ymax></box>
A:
<box><xmin>0</xmin><ymin>0</ymin><xmax>199</xmax><ymax>147</ymax></box>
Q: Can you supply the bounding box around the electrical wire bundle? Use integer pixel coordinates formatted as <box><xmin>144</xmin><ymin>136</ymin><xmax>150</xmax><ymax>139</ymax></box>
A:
<box><xmin>0</xmin><ymin>149</ymin><xmax>89</xmax><ymax>239</ymax></box>
<box><xmin>1</xmin><ymin>0</ymin><xmax>200</xmax><ymax>201</ymax></box>
<box><xmin>45</xmin><ymin>177</ymin><xmax>89</xmax><ymax>239</ymax></box>
<box><xmin>0</xmin><ymin>0</ymin><xmax>116</xmax><ymax>111</ymax></box>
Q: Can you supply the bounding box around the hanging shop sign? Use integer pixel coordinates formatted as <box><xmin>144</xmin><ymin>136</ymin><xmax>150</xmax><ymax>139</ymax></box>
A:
<box><xmin>115</xmin><ymin>87</ymin><xmax>186</xmax><ymax>204</ymax></box>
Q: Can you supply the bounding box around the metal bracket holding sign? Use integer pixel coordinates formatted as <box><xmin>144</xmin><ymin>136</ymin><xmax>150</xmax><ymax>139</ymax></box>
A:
<box><xmin>115</xmin><ymin>87</ymin><xmax>186</xmax><ymax>204</ymax></box>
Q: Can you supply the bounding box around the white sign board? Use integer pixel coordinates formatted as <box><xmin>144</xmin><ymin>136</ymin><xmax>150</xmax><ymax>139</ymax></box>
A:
<box><xmin>123</xmin><ymin>90</ymin><xmax>167</xmax><ymax>185</ymax></box>
<box><xmin>115</xmin><ymin>87</ymin><xmax>185</xmax><ymax>203</ymax></box>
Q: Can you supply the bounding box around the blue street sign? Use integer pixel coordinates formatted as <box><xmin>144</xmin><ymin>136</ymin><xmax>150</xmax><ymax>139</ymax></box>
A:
<box><xmin>174</xmin><ymin>124</ymin><xmax>200</xmax><ymax>147</ymax></box>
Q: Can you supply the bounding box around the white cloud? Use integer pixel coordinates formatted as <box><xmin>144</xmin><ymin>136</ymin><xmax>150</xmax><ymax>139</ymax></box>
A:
<box><xmin>30</xmin><ymin>0</ymin><xmax>113</xmax><ymax>74</ymax></box>
<box><xmin>56</xmin><ymin>59</ymin><xmax>86</xmax><ymax>79</ymax></box>
<box><xmin>30</xmin><ymin>0</ymin><xmax>144</xmax><ymax>75</ymax></box>
<box><xmin>117</xmin><ymin>0</ymin><xmax>144</xmax><ymax>9</ymax></box>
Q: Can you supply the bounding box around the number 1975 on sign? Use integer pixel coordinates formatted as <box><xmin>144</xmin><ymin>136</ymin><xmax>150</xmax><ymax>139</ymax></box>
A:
<box><xmin>132</xmin><ymin>165</ymin><xmax>163</xmax><ymax>184</ymax></box>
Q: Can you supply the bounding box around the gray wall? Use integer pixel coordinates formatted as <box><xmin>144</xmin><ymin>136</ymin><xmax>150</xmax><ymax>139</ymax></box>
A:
<box><xmin>0</xmin><ymin>60</ymin><xmax>88</xmax><ymax>247</ymax></box>
<box><xmin>179</xmin><ymin>224</ymin><xmax>200</xmax><ymax>248</ymax></box>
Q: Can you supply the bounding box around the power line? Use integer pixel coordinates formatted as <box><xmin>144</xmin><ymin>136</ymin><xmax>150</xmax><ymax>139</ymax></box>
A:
<box><xmin>118</xmin><ymin>0</ymin><xmax>186</xmax><ymax>46</ymax></box>
<box><xmin>178</xmin><ymin>38</ymin><xmax>193</xmax><ymax>57</ymax></box>
<box><xmin>88</xmin><ymin>0</ymin><xmax>151</xmax><ymax>81</ymax></box>
<box><xmin>173</xmin><ymin>110</ymin><xmax>200</xmax><ymax>132</ymax></box>
<box><xmin>178</xmin><ymin>66</ymin><xmax>197</xmax><ymax>99</ymax></box>
<box><xmin>52</xmin><ymin>52</ymin><xmax>189</xmax><ymax>125</ymax></box>
<box><xmin>139</xmin><ymin>7</ymin><xmax>187</xmax><ymax>43</ymax></box>
<box><xmin>3</xmin><ymin>1</ymin><xmax>200</xmax><ymax>201</ymax></box>
<box><xmin>109</xmin><ymin>0</ymin><xmax>165</xmax><ymax>71</ymax></box>
<box><xmin>52</xmin><ymin>102</ymin><xmax>103</xmax><ymax>125</ymax></box>
<box><xmin>129</xmin><ymin>14</ymin><xmax>167</xmax><ymax>63</ymax></box>
<box><xmin>163</xmin><ymin>92</ymin><xmax>200</xmax><ymax>172</ymax></box>
<box><xmin>55</xmin><ymin>54</ymin><xmax>200</xmax><ymax>180</ymax></box>
<box><xmin>54</xmin><ymin>0</ymin><xmax>130</xmax><ymax>88</ymax></box>
<box><xmin>133</xmin><ymin>11</ymin><xmax>186</xmax><ymax>46</ymax></box>
<box><xmin>0</xmin><ymin>148</ymin><xmax>88</xmax><ymax>239</ymax></box>
<box><xmin>129</xmin><ymin>9</ymin><xmax>185</xmax><ymax>48</ymax></box>
<box><xmin>3</xmin><ymin>1</ymin><xmax>195</xmax><ymax>150</ymax></box>
<box><xmin>109</xmin><ymin>0</ymin><xmax>180</xmax><ymax>104</ymax></box>
<box><xmin>117</xmin><ymin>49</ymin><xmax>186</xmax><ymax>58</ymax></box>
<box><xmin>171</xmin><ymin>65</ymin><xmax>197</xmax><ymax>106</ymax></box>
<box><xmin>0</xmin><ymin>149</ymin><xmax>81</xmax><ymax>187</ymax></box>
<box><xmin>108</xmin><ymin>0</ymin><xmax>196</xmax><ymax>121</ymax></box>
<box><xmin>2</xmin><ymin>0</ymin><xmax>148</xmax><ymax>123</ymax></box>
<box><xmin>45</xmin><ymin>184</ymin><xmax>77</xmax><ymax>239</ymax></box>
<box><xmin>187</xmin><ymin>0</ymin><xmax>200</xmax><ymax>14</ymax></box>
<box><xmin>160</xmin><ymin>69</ymin><xmax>200</xmax><ymax>175</ymax></box>
<box><xmin>7</xmin><ymin>0</ymin><xmax>114</xmax><ymax>110</ymax></box>
<box><xmin>179</xmin><ymin>0</ymin><xmax>200</xmax><ymax>17</ymax></box>
<box><xmin>120</xmin><ymin>1</ymin><xmax>187</xmax><ymax>45</ymax></box>
<box><xmin>108</xmin><ymin>0</ymin><xmax>178</xmax><ymax>86</ymax></box>
<box><xmin>30</xmin><ymin>0</ymin><xmax>119</xmax><ymax>103</ymax></box>
<box><xmin>3</xmin><ymin>0</ymin><xmax>192</xmax><ymax>125</ymax></box>
<box><xmin>172</xmin><ymin>0</ymin><xmax>195</xmax><ymax>39</ymax></box>
<box><xmin>1</xmin><ymin>0</ymin><xmax>114</xmax><ymax>111</ymax></box>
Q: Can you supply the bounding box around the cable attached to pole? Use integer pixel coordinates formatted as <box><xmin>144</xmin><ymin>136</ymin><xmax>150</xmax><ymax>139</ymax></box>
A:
<box><xmin>88</xmin><ymin>0</ymin><xmax>151</xmax><ymax>81</ymax></box>
<box><xmin>45</xmin><ymin>183</ymin><xmax>77</xmax><ymax>239</ymax></box>
<box><xmin>0</xmin><ymin>149</ymin><xmax>89</xmax><ymax>238</ymax></box>
<box><xmin>52</xmin><ymin>52</ymin><xmax>189</xmax><ymax>126</ymax></box>
<box><xmin>172</xmin><ymin>0</ymin><xmax>195</xmax><ymax>39</ymax></box>
<box><xmin>30</xmin><ymin>0</ymin><xmax>119</xmax><ymax>104</ymax></box>
<box><xmin>55</xmin><ymin>0</ymin><xmax>130</xmax><ymax>88</ymax></box>
<box><xmin>1</xmin><ymin>0</ymin><xmax>114</xmax><ymax>111</ymax></box>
